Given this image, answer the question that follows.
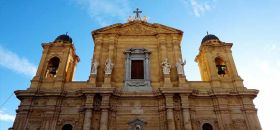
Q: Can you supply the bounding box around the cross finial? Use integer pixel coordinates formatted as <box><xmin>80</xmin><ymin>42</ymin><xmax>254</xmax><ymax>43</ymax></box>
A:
<box><xmin>206</xmin><ymin>31</ymin><xmax>209</xmax><ymax>35</ymax></box>
<box><xmin>133</xmin><ymin>8</ymin><xmax>142</xmax><ymax>18</ymax></box>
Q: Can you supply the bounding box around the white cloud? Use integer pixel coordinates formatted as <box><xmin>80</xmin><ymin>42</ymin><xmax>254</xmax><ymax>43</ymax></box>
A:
<box><xmin>71</xmin><ymin>0</ymin><xmax>131</xmax><ymax>26</ymax></box>
<box><xmin>183</xmin><ymin>0</ymin><xmax>215</xmax><ymax>17</ymax></box>
<box><xmin>0</xmin><ymin>110</ymin><xmax>15</xmax><ymax>122</ymax></box>
<box><xmin>0</xmin><ymin>45</ymin><xmax>36</xmax><ymax>77</ymax></box>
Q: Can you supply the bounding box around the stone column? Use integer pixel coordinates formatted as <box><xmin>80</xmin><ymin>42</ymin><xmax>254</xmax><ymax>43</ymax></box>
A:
<box><xmin>100</xmin><ymin>109</ymin><xmax>109</xmax><ymax>130</ymax></box>
<box><xmin>100</xmin><ymin>94</ymin><xmax>110</xmax><ymax>130</ymax></box>
<box><xmin>83</xmin><ymin>109</ymin><xmax>93</xmax><ymax>130</ymax></box>
<box><xmin>166</xmin><ymin>108</ymin><xmax>176</xmax><ymax>130</ymax></box>
<box><xmin>83</xmin><ymin>94</ymin><xmax>94</xmax><ymax>130</ymax></box>
<box><xmin>165</xmin><ymin>94</ymin><xmax>175</xmax><ymax>130</ymax></box>
<box><xmin>180</xmin><ymin>94</ymin><xmax>192</xmax><ymax>130</ymax></box>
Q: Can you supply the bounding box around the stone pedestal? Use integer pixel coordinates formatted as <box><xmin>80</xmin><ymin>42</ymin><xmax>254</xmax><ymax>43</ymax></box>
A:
<box><xmin>163</xmin><ymin>75</ymin><xmax>172</xmax><ymax>88</ymax></box>
<box><xmin>178</xmin><ymin>74</ymin><xmax>188</xmax><ymax>87</ymax></box>
<box><xmin>88</xmin><ymin>74</ymin><xmax>97</xmax><ymax>85</ymax></box>
<box><xmin>102</xmin><ymin>74</ymin><xmax>111</xmax><ymax>88</ymax></box>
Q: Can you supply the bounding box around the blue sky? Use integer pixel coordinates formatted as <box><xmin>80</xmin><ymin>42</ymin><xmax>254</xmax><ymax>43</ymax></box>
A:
<box><xmin>0</xmin><ymin>0</ymin><xmax>280</xmax><ymax>129</ymax></box>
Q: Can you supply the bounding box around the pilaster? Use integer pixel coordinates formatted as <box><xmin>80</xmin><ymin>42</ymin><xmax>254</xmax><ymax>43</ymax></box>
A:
<box><xmin>100</xmin><ymin>94</ymin><xmax>110</xmax><ymax>130</ymax></box>
<box><xmin>83</xmin><ymin>94</ymin><xmax>95</xmax><ymax>130</ymax></box>
<box><xmin>165</xmin><ymin>94</ymin><xmax>175</xmax><ymax>130</ymax></box>
<box><xmin>180</xmin><ymin>94</ymin><xmax>192</xmax><ymax>130</ymax></box>
<box><xmin>214</xmin><ymin>96</ymin><xmax>232</xmax><ymax>130</ymax></box>
<box><xmin>157</xmin><ymin>34</ymin><xmax>167</xmax><ymax>59</ymax></box>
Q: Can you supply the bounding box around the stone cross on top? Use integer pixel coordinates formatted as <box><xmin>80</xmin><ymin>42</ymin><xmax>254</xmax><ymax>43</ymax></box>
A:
<box><xmin>133</xmin><ymin>8</ymin><xmax>142</xmax><ymax>18</ymax></box>
<box><xmin>128</xmin><ymin>8</ymin><xmax>148</xmax><ymax>22</ymax></box>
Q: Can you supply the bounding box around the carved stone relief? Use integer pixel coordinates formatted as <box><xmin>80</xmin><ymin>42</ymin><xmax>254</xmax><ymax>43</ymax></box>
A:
<box><xmin>128</xmin><ymin>118</ymin><xmax>146</xmax><ymax>130</ymax></box>
<box><xmin>119</xmin><ymin>24</ymin><xmax>156</xmax><ymax>35</ymax></box>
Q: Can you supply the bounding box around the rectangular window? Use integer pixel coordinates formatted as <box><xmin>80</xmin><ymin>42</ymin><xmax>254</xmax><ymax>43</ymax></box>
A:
<box><xmin>131</xmin><ymin>60</ymin><xmax>144</xmax><ymax>79</ymax></box>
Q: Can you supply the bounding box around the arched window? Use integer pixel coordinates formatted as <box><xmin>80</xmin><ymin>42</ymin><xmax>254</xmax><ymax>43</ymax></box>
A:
<box><xmin>62</xmin><ymin>124</ymin><xmax>73</xmax><ymax>130</ymax></box>
<box><xmin>202</xmin><ymin>123</ymin><xmax>213</xmax><ymax>130</ymax></box>
<box><xmin>215</xmin><ymin>57</ymin><xmax>226</xmax><ymax>76</ymax></box>
<box><xmin>46</xmin><ymin>57</ymin><xmax>60</xmax><ymax>78</ymax></box>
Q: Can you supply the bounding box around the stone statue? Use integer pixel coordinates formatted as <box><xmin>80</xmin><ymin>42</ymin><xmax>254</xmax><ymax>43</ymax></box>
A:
<box><xmin>162</xmin><ymin>58</ymin><xmax>171</xmax><ymax>74</ymax></box>
<box><xmin>128</xmin><ymin>16</ymin><xmax>133</xmax><ymax>22</ymax></box>
<box><xmin>176</xmin><ymin>59</ymin><xmax>186</xmax><ymax>75</ymax></box>
<box><xmin>90</xmin><ymin>59</ymin><xmax>99</xmax><ymax>75</ymax></box>
<box><xmin>142</xmin><ymin>16</ymin><xmax>148</xmax><ymax>22</ymax></box>
<box><xmin>104</xmin><ymin>58</ymin><xmax>114</xmax><ymax>74</ymax></box>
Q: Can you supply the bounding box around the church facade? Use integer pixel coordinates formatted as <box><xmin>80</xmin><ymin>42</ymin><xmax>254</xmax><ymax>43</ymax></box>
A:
<box><xmin>11</xmin><ymin>11</ymin><xmax>261</xmax><ymax>130</ymax></box>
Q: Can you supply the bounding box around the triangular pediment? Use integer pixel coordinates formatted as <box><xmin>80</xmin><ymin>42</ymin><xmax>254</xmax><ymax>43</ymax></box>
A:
<box><xmin>92</xmin><ymin>21</ymin><xmax>182</xmax><ymax>36</ymax></box>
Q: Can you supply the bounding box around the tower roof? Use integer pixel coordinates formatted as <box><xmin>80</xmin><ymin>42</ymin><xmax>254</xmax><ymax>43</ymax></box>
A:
<box><xmin>201</xmin><ymin>34</ymin><xmax>219</xmax><ymax>43</ymax></box>
<box><xmin>54</xmin><ymin>34</ymin><xmax>73</xmax><ymax>43</ymax></box>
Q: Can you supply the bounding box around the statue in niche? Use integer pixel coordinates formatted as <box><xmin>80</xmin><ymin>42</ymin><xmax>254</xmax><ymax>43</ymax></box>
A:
<box><xmin>176</xmin><ymin>58</ymin><xmax>186</xmax><ymax>75</ymax></box>
<box><xmin>162</xmin><ymin>58</ymin><xmax>171</xmax><ymax>74</ymax></box>
<box><xmin>90</xmin><ymin>59</ymin><xmax>99</xmax><ymax>75</ymax></box>
<box><xmin>104</xmin><ymin>58</ymin><xmax>114</xmax><ymax>74</ymax></box>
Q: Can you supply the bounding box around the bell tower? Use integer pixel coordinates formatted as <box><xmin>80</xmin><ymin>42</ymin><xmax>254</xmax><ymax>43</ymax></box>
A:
<box><xmin>31</xmin><ymin>34</ymin><xmax>79</xmax><ymax>88</ymax></box>
<box><xmin>195</xmin><ymin>34</ymin><xmax>243</xmax><ymax>87</ymax></box>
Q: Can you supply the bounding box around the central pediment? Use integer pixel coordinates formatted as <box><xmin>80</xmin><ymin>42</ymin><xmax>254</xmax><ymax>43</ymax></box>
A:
<box><xmin>92</xmin><ymin>21</ymin><xmax>183</xmax><ymax>36</ymax></box>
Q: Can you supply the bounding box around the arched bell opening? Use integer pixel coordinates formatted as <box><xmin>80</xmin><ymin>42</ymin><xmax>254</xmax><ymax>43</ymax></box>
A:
<box><xmin>215</xmin><ymin>57</ymin><xmax>226</xmax><ymax>76</ymax></box>
<box><xmin>202</xmin><ymin>123</ymin><xmax>213</xmax><ymax>130</ymax></box>
<box><xmin>62</xmin><ymin>124</ymin><xmax>73</xmax><ymax>130</ymax></box>
<box><xmin>46</xmin><ymin>57</ymin><xmax>60</xmax><ymax>78</ymax></box>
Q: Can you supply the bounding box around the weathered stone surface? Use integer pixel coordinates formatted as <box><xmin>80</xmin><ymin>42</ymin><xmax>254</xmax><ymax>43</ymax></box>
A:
<box><xmin>11</xmin><ymin>21</ymin><xmax>261</xmax><ymax>130</ymax></box>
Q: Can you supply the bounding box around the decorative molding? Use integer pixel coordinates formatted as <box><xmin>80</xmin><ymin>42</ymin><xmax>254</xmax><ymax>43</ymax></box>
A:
<box><xmin>124</xmin><ymin>48</ymin><xmax>152</xmax><ymax>92</ymax></box>
<box><xmin>92</xmin><ymin>22</ymin><xmax>183</xmax><ymax>36</ymax></box>
<box><xmin>128</xmin><ymin>118</ymin><xmax>146</xmax><ymax>130</ymax></box>
<box><xmin>119</xmin><ymin>23</ymin><xmax>156</xmax><ymax>35</ymax></box>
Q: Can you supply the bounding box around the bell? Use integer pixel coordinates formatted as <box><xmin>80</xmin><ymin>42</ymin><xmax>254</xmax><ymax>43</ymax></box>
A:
<box><xmin>216</xmin><ymin>65</ymin><xmax>226</xmax><ymax>75</ymax></box>
<box><xmin>49</xmin><ymin>66</ymin><xmax>57</xmax><ymax>75</ymax></box>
